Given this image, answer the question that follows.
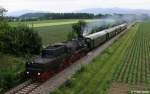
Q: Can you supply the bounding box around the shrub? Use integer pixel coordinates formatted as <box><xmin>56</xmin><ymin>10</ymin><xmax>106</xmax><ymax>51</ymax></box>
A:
<box><xmin>72</xmin><ymin>20</ymin><xmax>87</xmax><ymax>38</ymax></box>
<box><xmin>0</xmin><ymin>25</ymin><xmax>42</xmax><ymax>56</ymax></box>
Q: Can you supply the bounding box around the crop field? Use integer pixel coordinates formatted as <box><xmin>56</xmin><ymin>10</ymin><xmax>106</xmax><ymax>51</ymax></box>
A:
<box><xmin>52</xmin><ymin>22</ymin><xmax>150</xmax><ymax>94</ymax></box>
<box><xmin>114</xmin><ymin>22</ymin><xmax>150</xmax><ymax>85</ymax></box>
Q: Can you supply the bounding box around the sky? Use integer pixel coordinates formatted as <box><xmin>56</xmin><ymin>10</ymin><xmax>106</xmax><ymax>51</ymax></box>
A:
<box><xmin>1</xmin><ymin>0</ymin><xmax>150</xmax><ymax>12</ymax></box>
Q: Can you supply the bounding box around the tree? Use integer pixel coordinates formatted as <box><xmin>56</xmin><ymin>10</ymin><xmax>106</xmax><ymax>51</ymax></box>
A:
<box><xmin>0</xmin><ymin>7</ymin><xmax>8</xmax><ymax>30</ymax></box>
<box><xmin>72</xmin><ymin>20</ymin><xmax>87</xmax><ymax>38</ymax></box>
<box><xmin>0</xmin><ymin>6</ymin><xmax>7</xmax><ymax>16</ymax></box>
<box><xmin>0</xmin><ymin>25</ymin><xmax>42</xmax><ymax>56</ymax></box>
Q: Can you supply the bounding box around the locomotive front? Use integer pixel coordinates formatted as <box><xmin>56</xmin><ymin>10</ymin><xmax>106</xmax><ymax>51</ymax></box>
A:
<box><xmin>26</xmin><ymin>44</ymin><xmax>68</xmax><ymax>81</ymax></box>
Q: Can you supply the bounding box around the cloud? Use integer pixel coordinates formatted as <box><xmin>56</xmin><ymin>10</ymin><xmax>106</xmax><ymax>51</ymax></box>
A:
<box><xmin>1</xmin><ymin>0</ymin><xmax>150</xmax><ymax>12</ymax></box>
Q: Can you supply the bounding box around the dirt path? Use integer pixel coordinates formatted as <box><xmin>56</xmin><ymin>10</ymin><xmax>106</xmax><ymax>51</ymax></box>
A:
<box><xmin>108</xmin><ymin>82</ymin><xmax>150</xmax><ymax>94</ymax></box>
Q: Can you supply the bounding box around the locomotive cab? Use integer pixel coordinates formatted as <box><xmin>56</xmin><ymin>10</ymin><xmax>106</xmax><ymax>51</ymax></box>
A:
<box><xmin>41</xmin><ymin>44</ymin><xmax>67</xmax><ymax>58</ymax></box>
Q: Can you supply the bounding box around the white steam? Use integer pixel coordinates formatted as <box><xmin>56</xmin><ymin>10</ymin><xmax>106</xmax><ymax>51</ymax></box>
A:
<box><xmin>83</xmin><ymin>18</ymin><xmax>117</xmax><ymax>36</ymax></box>
<box><xmin>82</xmin><ymin>15</ymin><xmax>135</xmax><ymax>36</ymax></box>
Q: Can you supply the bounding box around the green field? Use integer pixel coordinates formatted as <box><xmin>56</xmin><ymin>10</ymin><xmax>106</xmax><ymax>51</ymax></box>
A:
<box><xmin>35</xmin><ymin>24</ymin><xmax>72</xmax><ymax>46</ymax></box>
<box><xmin>114</xmin><ymin>22</ymin><xmax>150</xmax><ymax>85</ymax></box>
<box><xmin>10</xmin><ymin>19</ymin><xmax>94</xmax><ymax>27</ymax></box>
<box><xmin>52</xmin><ymin>22</ymin><xmax>150</xmax><ymax>94</ymax></box>
<box><xmin>10</xmin><ymin>19</ymin><xmax>78</xmax><ymax>27</ymax></box>
<box><xmin>10</xmin><ymin>19</ymin><xmax>95</xmax><ymax>46</ymax></box>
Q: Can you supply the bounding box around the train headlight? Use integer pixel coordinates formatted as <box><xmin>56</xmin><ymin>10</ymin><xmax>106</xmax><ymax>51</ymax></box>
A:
<box><xmin>27</xmin><ymin>72</ymin><xmax>29</xmax><ymax>74</ymax></box>
<box><xmin>38</xmin><ymin>72</ymin><xmax>41</xmax><ymax>76</ymax></box>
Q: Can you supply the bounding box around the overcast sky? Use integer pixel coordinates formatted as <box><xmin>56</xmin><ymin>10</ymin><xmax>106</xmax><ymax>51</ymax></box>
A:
<box><xmin>1</xmin><ymin>0</ymin><xmax>150</xmax><ymax>12</ymax></box>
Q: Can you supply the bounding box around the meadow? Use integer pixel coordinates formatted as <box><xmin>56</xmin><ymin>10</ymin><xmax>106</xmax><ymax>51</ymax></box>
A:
<box><xmin>10</xmin><ymin>19</ymin><xmax>94</xmax><ymax>46</ymax></box>
<box><xmin>10</xmin><ymin>19</ymin><xmax>94</xmax><ymax>27</ymax></box>
<box><xmin>52</xmin><ymin>22</ymin><xmax>150</xmax><ymax>94</ymax></box>
<box><xmin>35</xmin><ymin>24</ymin><xmax>72</xmax><ymax>46</ymax></box>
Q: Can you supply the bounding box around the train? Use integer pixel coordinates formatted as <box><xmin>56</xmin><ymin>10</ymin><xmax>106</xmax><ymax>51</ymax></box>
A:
<box><xmin>26</xmin><ymin>23</ymin><xmax>128</xmax><ymax>81</ymax></box>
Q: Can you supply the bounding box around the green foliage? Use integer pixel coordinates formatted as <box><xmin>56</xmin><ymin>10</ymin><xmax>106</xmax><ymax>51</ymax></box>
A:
<box><xmin>67</xmin><ymin>31</ymin><xmax>77</xmax><ymax>41</ymax></box>
<box><xmin>72</xmin><ymin>20</ymin><xmax>87</xmax><ymax>38</ymax></box>
<box><xmin>0</xmin><ymin>9</ymin><xmax>42</xmax><ymax>56</ymax></box>
<box><xmin>0</xmin><ymin>25</ymin><xmax>42</xmax><ymax>56</ymax></box>
<box><xmin>42</xmin><ymin>13</ymin><xmax>94</xmax><ymax>19</ymax></box>
<box><xmin>0</xmin><ymin>7</ymin><xmax>8</xmax><ymax>28</ymax></box>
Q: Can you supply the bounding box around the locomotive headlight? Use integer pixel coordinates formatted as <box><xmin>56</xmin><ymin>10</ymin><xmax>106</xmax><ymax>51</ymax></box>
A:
<box><xmin>38</xmin><ymin>72</ymin><xmax>41</xmax><ymax>76</ymax></box>
<box><xmin>27</xmin><ymin>72</ymin><xmax>29</xmax><ymax>74</ymax></box>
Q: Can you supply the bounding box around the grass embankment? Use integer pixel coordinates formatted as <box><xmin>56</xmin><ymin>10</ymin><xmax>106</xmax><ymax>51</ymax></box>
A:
<box><xmin>0</xmin><ymin>54</ymin><xmax>25</xmax><ymax>93</ymax></box>
<box><xmin>52</xmin><ymin>24</ymin><xmax>138</xmax><ymax>94</ymax></box>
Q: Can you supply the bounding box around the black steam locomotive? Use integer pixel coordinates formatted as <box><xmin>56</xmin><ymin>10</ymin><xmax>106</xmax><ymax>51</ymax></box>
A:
<box><xmin>26</xmin><ymin>23</ymin><xmax>127</xmax><ymax>81</ymax></box>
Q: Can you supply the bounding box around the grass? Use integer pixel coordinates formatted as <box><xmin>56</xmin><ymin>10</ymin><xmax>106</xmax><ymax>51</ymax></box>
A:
<box><xmin>51</xmin><ymin>23</ymin><xmax>138</xmax><ymax>94</ymax></box>
<box><xmin>0</xmin><ymin>54</ymin><xmax>25</xmax><ymax>93</ymax></box>
<box><xmin>35</xmin><ymin>24</ymin><xmax>72</xmax><ymax>46</ymax></box>
<box><xmin>10</xmin><ymin>19</ymin><xmax>94</xmax><ymax>27</ymax></box>
<box><xmin>9</xmin><ymin>19</ymin><xmax>78</xmax><ymax>27</ymax></box>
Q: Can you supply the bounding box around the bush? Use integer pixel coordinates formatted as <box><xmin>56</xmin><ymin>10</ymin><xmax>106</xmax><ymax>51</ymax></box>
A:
<box><xmin>72</xmin><ymin>20</ymin><xmax>87</xmax><ymax>38</ymax></box>
<box><xmin>0</xmin><ymin>25</ymin><xmax>42</xmax><ymax>56</ymax></box>
<box><xmin>67</xmin><ymin>31</ymin><xmax>77</xmax><ymax>41</ymax></box>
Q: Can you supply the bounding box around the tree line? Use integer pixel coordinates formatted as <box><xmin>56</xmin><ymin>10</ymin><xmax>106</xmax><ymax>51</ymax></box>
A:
<box><xmin>9</xmin><ymin>13</ymin><xmax>113</xmax><ymax>22</ymax></box>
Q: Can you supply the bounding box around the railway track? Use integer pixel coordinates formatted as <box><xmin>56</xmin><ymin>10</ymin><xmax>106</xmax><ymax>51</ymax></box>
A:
<box><xmin>14</xmin><ymin>82</ymin><xmax>40</xmax><ymax>94</ymax></box>
<box><xmin>5</xmin><ymin>80</ymin><xmax>42</xmax><ymax>94</ymax></box>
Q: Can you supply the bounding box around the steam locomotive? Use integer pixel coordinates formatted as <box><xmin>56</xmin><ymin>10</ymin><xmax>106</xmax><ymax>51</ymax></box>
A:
<box><xmin>26</xmin><ymin>23</ymin><xmax>127</xmax><ymax>81</ymax></box>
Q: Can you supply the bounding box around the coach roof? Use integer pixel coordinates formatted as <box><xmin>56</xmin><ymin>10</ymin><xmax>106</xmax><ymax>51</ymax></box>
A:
<box><xmin>85</xmin><ymin>29</ymin><xmax>107</xmax><ymax>40</ymax></box>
